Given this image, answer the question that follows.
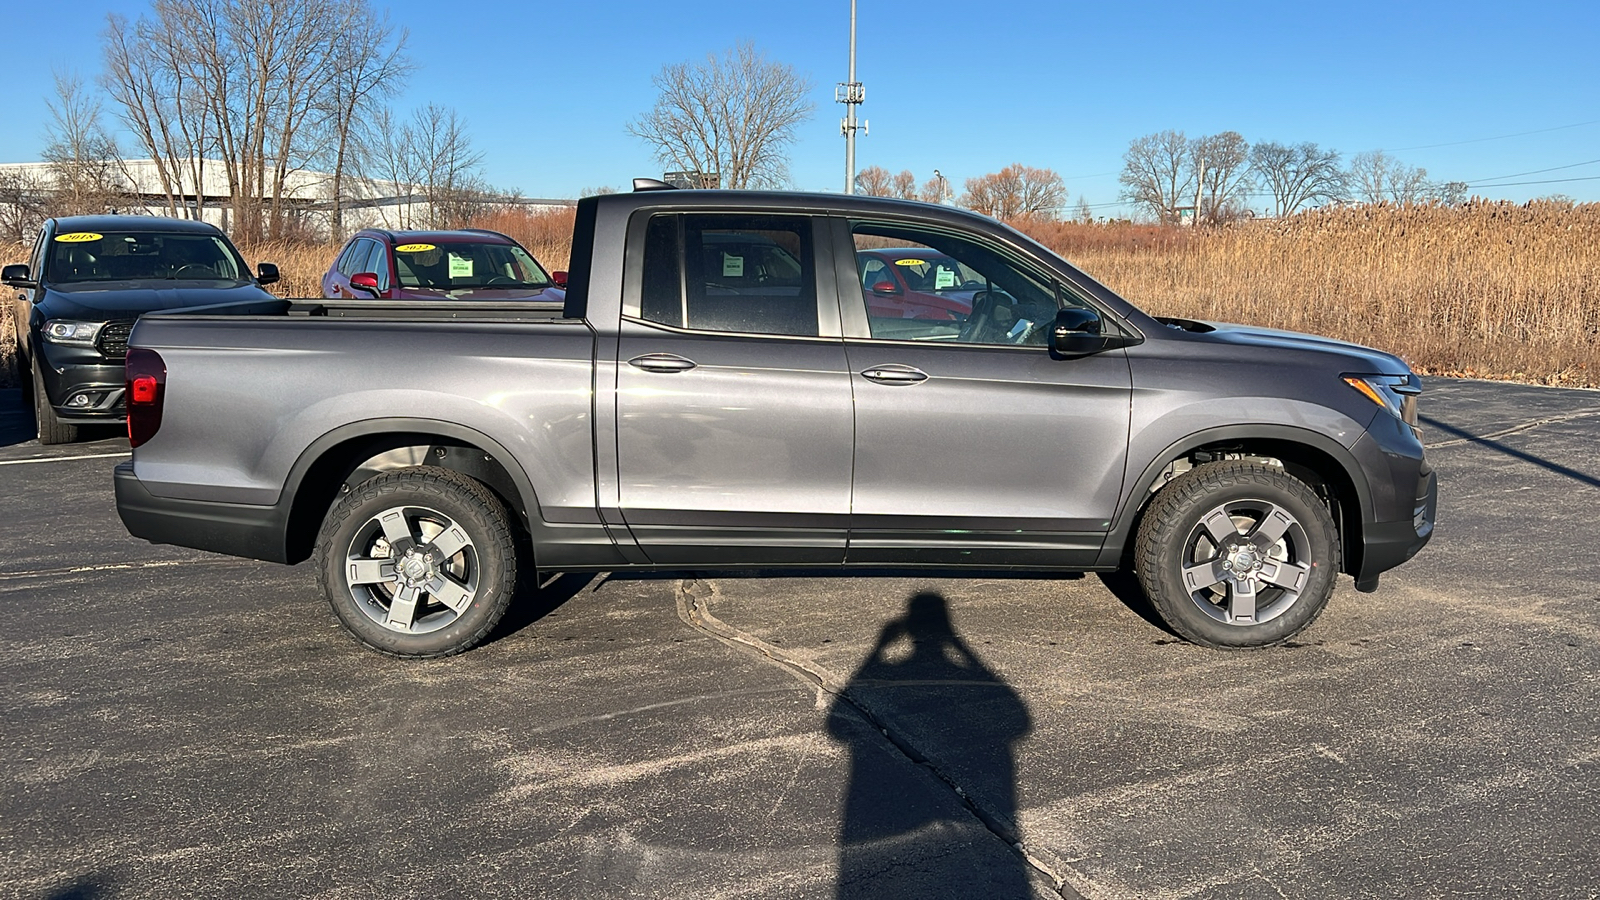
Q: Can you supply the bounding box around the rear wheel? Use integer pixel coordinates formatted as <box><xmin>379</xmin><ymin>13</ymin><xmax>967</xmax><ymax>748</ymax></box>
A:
<box><xmin>315</xmin><ymin>466</ymin><xmax>518</xmax><ymax>658</ymax></box>
<box><xmin>32</xmin><ymin>358</ymin><xmax>79</xmax><ymax>445</ymax></box>
<box><xmin>1134</xmin><ymin>461</ymin><xmax>1339</xmax><ymax>649</ymax></box>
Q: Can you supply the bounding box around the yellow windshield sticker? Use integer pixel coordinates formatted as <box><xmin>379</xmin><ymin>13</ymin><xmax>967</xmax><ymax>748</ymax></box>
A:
<box><xmin>394</xmin><ymin>243</ymin><xmax>436</xmax><ymax>253</ymax></box>
<box><xmin>54</xmin><ymin>232</ymin><xmax>103</xmax><ymax>243</ymax></box>
<box><xmin>894</xmin><ymin>258</ymin><xmax>926</xmax><ymax>267</ymax></box>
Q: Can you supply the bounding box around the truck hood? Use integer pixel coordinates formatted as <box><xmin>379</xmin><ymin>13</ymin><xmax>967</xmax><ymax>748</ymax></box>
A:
<box><xmin>1163</xmin><ymin>317</ymin><xmax>1411</xmax><ymax>375</ymax></box>
<box><xmin>44</xmin><ymin>281</ymin><xmax>278</xmax><ymax>319</ymax></box>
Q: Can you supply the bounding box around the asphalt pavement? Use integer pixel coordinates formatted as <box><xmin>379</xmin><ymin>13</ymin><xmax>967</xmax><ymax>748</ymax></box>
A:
<box><xmin>1</xmin><ymin>378</ymin><xmax>1597</xmax><ymax>900</ymax></box>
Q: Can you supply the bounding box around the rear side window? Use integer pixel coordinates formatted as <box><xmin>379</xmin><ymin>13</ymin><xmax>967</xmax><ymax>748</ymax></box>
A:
<box><xmin>361</xmin><ymin>241</ymin><xmax>390</xmax><ymax>290</ymax></box>
<box><xmin>637</xmin><ymin>214</ymin><xmax>819</xmax><ymax>338</ymax></box>
<box><xmin>336</xmin><ymin>240</ymin><xmax>370</xmax><ymax>276</ymax></box>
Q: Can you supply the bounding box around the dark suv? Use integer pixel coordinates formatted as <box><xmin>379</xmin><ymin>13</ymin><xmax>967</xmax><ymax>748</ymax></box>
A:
<box><xmin>3</xmin><ymin>215</ymin><xmax>279</xmax><ymax>444</ymax></box>
<box><xmin>321</xmin><ymin>228</ymin><xmax>564</xmax><ymax>303</ymax></box>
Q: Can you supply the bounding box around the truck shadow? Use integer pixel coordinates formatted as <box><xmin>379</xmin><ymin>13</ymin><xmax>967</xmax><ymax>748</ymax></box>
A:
<box><xmin>1420</xmin><ymin>413</ymin><xmax>1600</xmax><ymax>488</ymax></box>
<box><xmin>486</xmin><ymin>571</ymin><xmax>597</xmax><ymax>645</ymax></box>
<box><xmin>828</xmin><ymin>591</ymin><xmax>1035</xmax><ymax>898</ymax></box>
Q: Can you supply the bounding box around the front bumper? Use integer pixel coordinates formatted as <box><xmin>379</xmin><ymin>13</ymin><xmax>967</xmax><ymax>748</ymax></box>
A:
<box><xmin>115</xmin><ymin>462</ymin><xmax>291</xmax><ymax>563</ymax></box>
<box><xmin>1353</xmin><ymin>459</ymin><xmax>1436</xmax><ymax>591</ymax></box>
<box><xmin>36</xmin><ymin>343</ymin><xmax>127</xmax><ymax>424</ymax></box>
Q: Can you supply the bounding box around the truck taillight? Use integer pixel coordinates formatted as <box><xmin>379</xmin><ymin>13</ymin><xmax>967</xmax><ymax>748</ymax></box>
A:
<box><xmin>126</xmin><ymin>348</ymin><xmax>166</xmax><ymax>448</ymax></box>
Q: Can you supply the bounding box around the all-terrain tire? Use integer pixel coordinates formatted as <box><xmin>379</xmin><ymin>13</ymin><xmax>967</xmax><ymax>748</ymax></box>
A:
<box><xmin>314</xmin><ymin>466</ymin><xmax>519</xmax><ymax>659</ymax></box>
<box><xmin>1134</xmin><ymin>461</ymin><xmax>1339</xmax><ymax>649</ymax></box>
<box><xmin>32</xmin><ymin>358</ymin><xmax>79</xmax><ymax>445</ymax></box>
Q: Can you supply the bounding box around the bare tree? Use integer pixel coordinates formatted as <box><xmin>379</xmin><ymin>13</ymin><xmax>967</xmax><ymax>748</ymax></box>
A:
<box><xmin>1249</xmin><ymin>141</ymin><xmax>1346</xmax><ymax>217</ymax></box>
<box><xmin>41</xmin><ymin>70</ymin><xmax>128</xmax><ymax>216</ymax></box>
<box><xmin>890</xmin><ymin>169</ymin><xmax>917</xmax><ymax>200</ymax></box>
<box><xmin>1191</xmin><ymin>131</ymin><xmax>1251</xmax><ymax>224</ymax></box>
<box><xmin>103</xmin><ymin>0</ymin><xmax>406</xmax><ymax>240</ymax></box>
<box><xmin>1075</xmin><ymin>196</ymin><xmax>1094</xmax><ymax>223</ymax></box>
<box><xmin>1349</xmin><ymin>150</ymin><xmax>1429</xmax><ymax>205</ymax></box>
<box><xmin>961</xmin><ymin>164</ymin><xmax>1067</xmax><ymax>219</ymax></box>
<box><xmin>1430</xmin><ymin>180</ymin><xmax>1469</xmax><ymax>206</ymax></box>
<box><xmin>365</xmin><ymin>104</ymin><xmax>485</xmax><ymax>229</ymax></box>
<box><xmin>1119</xmin><ymin>130</ymin><xmax>1193</xmax><ymax>224</ymax></box>
<box><xmin>628</xmin><ymin>42</ymin><xmax>815</xmax><ymax>190</ymax></box>
<box><xmin>855</xmin><ymin>165</ymin><xmax>893</xmax><ymax>197</ymax></box>
<box><xmin>322</xmin><ymin>3</ymin><xmax>410</xmax><ymax>239</ymax></box>
<box><xmin>0</xmin><ymin>169</ymin><xmax>52</xmax><ymax>244</ymax></box>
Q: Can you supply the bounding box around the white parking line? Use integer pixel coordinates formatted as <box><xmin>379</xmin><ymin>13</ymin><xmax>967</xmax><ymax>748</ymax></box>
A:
<box><xmin>0</xmin><ymin>451</ymin><xmax>132</xmax><ymax>466</ymax></box>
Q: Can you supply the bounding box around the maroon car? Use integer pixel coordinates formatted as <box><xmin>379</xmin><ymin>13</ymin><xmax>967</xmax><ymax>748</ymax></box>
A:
<box><xmin>857</xmin><ymin>248</ymin><xmax>986</xmax><ymax>320</ymax></box>
<box><xmin>322</xmin><ymin>228</ymin><xmax>565</xmax><ymax>302</ymax></box>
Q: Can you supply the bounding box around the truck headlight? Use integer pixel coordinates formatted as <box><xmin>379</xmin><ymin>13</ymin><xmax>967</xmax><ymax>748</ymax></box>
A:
<box><xmin>1343</xmin><ymin>373</ymin><xmax>1420</xmax><ymax>426</ymax></box>
<box><xmin>42</xmin><ymin>320</ymin><xmax>107</xmax><ymax>347</ymax></box>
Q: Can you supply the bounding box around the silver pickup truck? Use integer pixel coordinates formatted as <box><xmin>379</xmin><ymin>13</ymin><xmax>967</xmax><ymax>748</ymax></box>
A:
<box><xmin>115</xmin><ymin>183</ymin><xmax>1436</xmax><ymax>657</ymax></box>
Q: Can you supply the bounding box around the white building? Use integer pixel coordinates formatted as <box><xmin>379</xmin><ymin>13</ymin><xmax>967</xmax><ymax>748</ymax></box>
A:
<box><xmin>0</xmin><ymin>159</ymin><xmax>572</xmax><ymax>237</ymax></box>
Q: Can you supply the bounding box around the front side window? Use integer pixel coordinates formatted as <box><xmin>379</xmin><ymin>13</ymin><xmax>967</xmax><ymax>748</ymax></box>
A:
<box><xmin>393</xmin><ymin>241</ymin><xmax>551</xmax><ymax>290</ymax></box>
<box><xmin>45</xmin><ymin>232</ymin><xmax>243</xmax><ymax>284</ymax></box>
<box><xmin>851</xmin><ymin>221</ymin><xmax>1074</xmax><ymax>346</ymax></box>
<box><xmin>637</xmin><ymin>214</ymin><xmax>819</xmax><ymax>338</ymax></box>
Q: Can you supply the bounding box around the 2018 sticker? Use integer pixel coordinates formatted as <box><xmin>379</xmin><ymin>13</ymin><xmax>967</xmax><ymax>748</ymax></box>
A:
<box><xmin>54</xmin><ymin>232</ymin><xmax>103</xmax><ymax>243</ymax></box>
<box><xmin>394</xmin><ymin>243</ymin><xmax>436</xmax><ymax>253</ymax></box>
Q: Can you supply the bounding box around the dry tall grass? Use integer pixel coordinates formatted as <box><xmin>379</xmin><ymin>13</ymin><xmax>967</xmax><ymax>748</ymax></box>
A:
<box><xmin>3</xmin><ymin>202</ymin><xmax>1598</xmax><ymax>389</ymax></box>
<box><xmin>1032</xmin><ymin>200</ymin><xmax>1600</xmax><ymax>387</ymax></box>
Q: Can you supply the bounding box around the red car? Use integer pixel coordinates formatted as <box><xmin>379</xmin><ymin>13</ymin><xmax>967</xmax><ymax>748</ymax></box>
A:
<box><xmin>857</xmin><ymin>248</ymin><xmax>986</xmax><ymax>320</ymax></box>
<box><xmin>322</xmin><ymin>228</ymin><xmax>565</xmax><ymax>302</ymax></box>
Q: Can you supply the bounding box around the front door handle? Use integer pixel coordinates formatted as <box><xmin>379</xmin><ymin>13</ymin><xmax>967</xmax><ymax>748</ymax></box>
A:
<box><xmin>860</xmin><ymin>364</ymin><xmax>929</xmax><ymax>384</ymax></box>
<box><xmin>628</xmin><ymin>353</ymin><xmax>699</xmax><ymax>373</ymax></box>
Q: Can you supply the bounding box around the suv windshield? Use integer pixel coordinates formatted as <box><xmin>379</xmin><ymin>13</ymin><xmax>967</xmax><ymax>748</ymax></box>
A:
<box><xmin>47</xmin><ymin>231</ymin><xmax>244</xmax><ymax>284</ymax></box>
<box><xmin>393</xmin><ymin>241</ymin><xmax>551</xmax><ymax>290</ymax></box>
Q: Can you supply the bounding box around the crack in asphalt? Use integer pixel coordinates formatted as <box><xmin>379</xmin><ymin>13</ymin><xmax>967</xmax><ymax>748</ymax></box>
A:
<box><xmin>0</xmin><ymin>559</ymin><xmax>192</xmax><ymax>582</ymax></box>
<box><xmin>674</xmin><ymin>577</ymin><xmax>1089</xmax><ymax>900</ymax></box>
<box><xmin>1424</xmin><ymin>408</ymin><xmax>1600</xmax><ymax>449</ymax></box>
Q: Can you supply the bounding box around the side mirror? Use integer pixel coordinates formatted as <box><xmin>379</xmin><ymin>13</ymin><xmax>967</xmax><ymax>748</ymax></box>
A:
<box><xmin>550</xmin><ymin>270</ymin><xmax>568</xmax><ymax>289</ymax></box>
<box><xmin>870</xmin><ymin>281</ymin><xmax>901</xmax><ymax>296</ymax></box>
<box><xmin>2</xmin><ymin>264</ymin><xmax>34</xmax><ymax>288</ymax></box>
<box><xmin>1052</xmin><ymin>306</ymin><xmax>1109</xmax><ymax>358</ymax></box>
<box><xmin>256</xmin><ymin>262</ymin><xmax>280</xmax><ymax>286</ymax></box>
<box><xmin>349</xmin><ymin>272</ymin><xmax>382</xmax><ymax>297</ymax></box>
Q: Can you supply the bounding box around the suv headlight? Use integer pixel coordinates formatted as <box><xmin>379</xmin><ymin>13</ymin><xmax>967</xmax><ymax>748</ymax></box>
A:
<box><xmin>1343</xmin><ymin>373</ymin><xmax>1421</xmax><ymax>426</ymax></box>
<box><xmin>42</xmin><ymin>320</ymin><xmax>107</xmax><ymax>347</ymax></box>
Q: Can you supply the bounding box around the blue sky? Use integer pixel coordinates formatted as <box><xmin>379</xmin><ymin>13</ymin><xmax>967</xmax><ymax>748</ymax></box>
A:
<box><xmin>5</xmin><ymin>0</ymin><xmax>1598</xmax><ymax>214</ymax></box>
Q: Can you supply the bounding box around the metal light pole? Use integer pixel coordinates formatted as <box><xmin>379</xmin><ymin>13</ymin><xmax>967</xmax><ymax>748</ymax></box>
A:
<box><xmin>838</xmin><ymin>0</ymin><xmax>865</xmax><ymax>193</ymax></box>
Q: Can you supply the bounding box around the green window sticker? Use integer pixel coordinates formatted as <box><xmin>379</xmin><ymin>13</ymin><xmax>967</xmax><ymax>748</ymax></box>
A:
<box><xmin>448</xmin><ymin>254</ymin><xmax>473</xmax><ymax>278</ymax></box>
<box><xmin>722</xmin><ymin>254</ymin><xmax>744</xmax><ymax>277</ymax></box>
<box><xmin>934</xmin><ymin>267</ymin><xmax>957</xmax><ymax>289</ymax></box>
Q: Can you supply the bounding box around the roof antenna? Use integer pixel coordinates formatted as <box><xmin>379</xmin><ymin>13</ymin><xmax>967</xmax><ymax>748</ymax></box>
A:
<box><xmin>632</xmin><ymin>178</ymin><xmax>675</xmax><ymax>192</ymax></box>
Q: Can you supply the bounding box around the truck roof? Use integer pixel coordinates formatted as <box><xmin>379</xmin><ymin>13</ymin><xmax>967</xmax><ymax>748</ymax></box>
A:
<box><xmin>48</xmin><ymin>214</ymin><xmax>227</xmax><ymax>235</ymax></box>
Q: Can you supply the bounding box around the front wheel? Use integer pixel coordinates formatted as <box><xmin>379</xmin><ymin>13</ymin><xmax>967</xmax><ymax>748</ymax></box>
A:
<box><xmin>315</xmin><ymin>466</ymin><xmax>519</xmax><ymax>658</ymax></box>
<box><xmin>1134</xmin><ymin>461</ymin><xmax>1339</xmax><ymax>649</ymax></box>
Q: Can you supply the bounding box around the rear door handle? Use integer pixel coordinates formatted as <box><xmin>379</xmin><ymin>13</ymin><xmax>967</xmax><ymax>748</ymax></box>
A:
<box><xmin>860</xmin><ymin>365</ymin><xmax>928</xmax><ymax>384</ymax></box>
<box><xmin>628</xmin><ymin>353</ymin><xmax>698</xmax><ymax>373</ymax></box>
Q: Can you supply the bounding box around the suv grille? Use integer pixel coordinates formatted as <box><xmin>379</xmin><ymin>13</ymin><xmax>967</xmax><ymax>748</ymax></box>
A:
<box><xmin>97</xmin><ymin>321</ymin><xmax>134</xmax><ymax>359</ymax></box>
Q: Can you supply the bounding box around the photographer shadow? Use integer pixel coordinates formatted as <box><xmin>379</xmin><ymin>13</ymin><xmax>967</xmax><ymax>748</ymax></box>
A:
<box><xmin>827</xmin><ymin>591</ymin><xmax>1035</xmax><ymax>899</ymax></box>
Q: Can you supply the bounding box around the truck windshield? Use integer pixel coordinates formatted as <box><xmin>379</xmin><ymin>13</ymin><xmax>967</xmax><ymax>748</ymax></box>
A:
<box><xmin>47</xmin><ymin>232</ymin><xmax>244</xmax><ymax>284</ymax></box>
<box><xmin>394</xmin><ymin>241</ymin><xmax>552</xmax><ymax>290</ymax></box>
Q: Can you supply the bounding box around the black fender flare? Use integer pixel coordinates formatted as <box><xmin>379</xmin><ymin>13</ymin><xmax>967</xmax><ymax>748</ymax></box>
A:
<box><xmin>1100</xmin><ymin>423</ymin><xmax>1375</xmax><ymax>569</ymax></box>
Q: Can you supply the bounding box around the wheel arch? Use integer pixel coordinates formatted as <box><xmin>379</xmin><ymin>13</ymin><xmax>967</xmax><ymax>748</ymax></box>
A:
<box><xmin>282</xmin><ymin>418</ymin><xmax>540</xmax><ymax>565</ymax></box>
<box><xmin>1106</xmin><ymin>425</ymin><xmax>1374</xmax><ymax>577</ymax></box>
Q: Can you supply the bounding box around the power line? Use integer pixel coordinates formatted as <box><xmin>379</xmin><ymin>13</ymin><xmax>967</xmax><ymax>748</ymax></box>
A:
<box><xmin>1466</xmin><ymin>174</ymin><xmax>1600</xmax><ymax>188</ymax></box>
<box><xmin>1386</xmin><ymin>119</ymin><xmax>1600</xmax><ymax>152</ymax></box>
<box><xmin>1464</xmin><ymin>157</ymin><xmax>1600</xmax><ymax>184</ymax></box>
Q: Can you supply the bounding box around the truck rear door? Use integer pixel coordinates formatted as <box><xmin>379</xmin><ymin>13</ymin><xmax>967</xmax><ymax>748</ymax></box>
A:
<box><xmin>612</xmin><ymin>212</ymin><xmax>854</xmax><ymax>565</ymax></box>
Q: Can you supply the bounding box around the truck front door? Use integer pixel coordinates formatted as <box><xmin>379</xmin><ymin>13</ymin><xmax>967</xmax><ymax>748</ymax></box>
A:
<box><xmin>613</xmin><ymin>212</ymin><xmax>854</xmax><ymax>565</ymax></box>
<box><xmin>831</xmin><ymin>216</ymin><xmax>1134</xmax><ymax>567</ymax></box>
